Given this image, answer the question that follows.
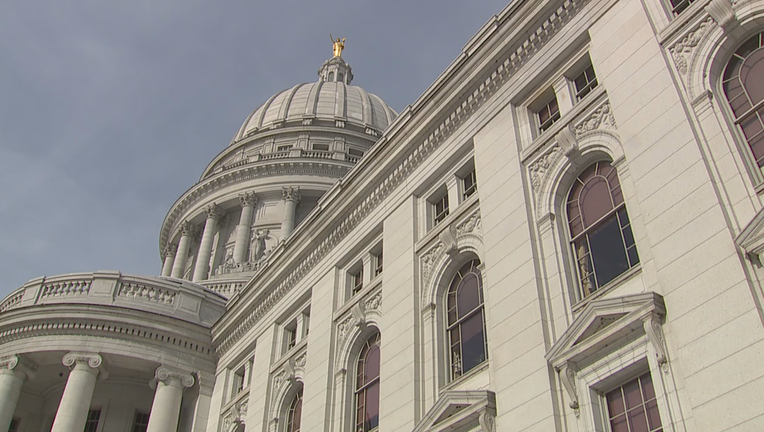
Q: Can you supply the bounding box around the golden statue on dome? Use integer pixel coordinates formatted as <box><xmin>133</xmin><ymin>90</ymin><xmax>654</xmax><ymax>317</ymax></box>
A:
<box><xmin>330</xmin><ymin>34</ymin><xmax>345</xmax><ymax>57</ymax></box>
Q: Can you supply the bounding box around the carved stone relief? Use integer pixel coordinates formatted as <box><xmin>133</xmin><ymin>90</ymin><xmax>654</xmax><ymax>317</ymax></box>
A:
<box><xmin>669</xmin><ymin>17</ymin><xmax>714</xmax><ymax>75</ymax></box>
<box><xmin>574</xmin><ymin>102</ymin><xmax>617</xmax><ymax>136</ymax></box>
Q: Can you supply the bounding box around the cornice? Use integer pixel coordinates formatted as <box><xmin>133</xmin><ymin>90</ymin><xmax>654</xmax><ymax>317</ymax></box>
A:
<box><xmin>0</xmin><ymin>306</ymin><xmax>216</xmax><ymax>359</ymax></box>
<box><xmin>212</xmin><ymin>0</ymin><xmax>592</xmax><ymax>355</ymax></box>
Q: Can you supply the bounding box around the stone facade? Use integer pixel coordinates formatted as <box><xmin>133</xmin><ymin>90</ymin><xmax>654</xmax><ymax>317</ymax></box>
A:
<box><xmin>3</xmin><ymin>0</ymin><xmax>764</xmax><ymax>431</ymax></box>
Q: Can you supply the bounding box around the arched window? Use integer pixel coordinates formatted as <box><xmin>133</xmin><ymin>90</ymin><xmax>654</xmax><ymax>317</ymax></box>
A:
<box><xmin>338</xmin><ymin>73</ymin><xmax>345</xmax><ymax>83</ymax></box>
<box><xmin>723</xmin><ymin>32</ymin><xmax>764</xmax><ymax>167</ymax></box>
<box><xmin>287</xmin><ymin>389</ymin><xmax>303</xmax><ymax>432</ymax></box>
<box><xmin>446</xmin><ymin>259</ymin><xmax>487</xmax><ymax>380</ymax></box>
<box><xmin>328</xmin><ymin>71</ymin><xmax>335</xmax><ymax>81</ymax></box>
<box><xmin>355</xmin><ymin>332</ymin><xmax>380</xmax><ymax>432</ymax></box>
<box><xmin>567</xmin><ymin>161</ymin><xmax>639</xmax><ymax>299</ymax></box>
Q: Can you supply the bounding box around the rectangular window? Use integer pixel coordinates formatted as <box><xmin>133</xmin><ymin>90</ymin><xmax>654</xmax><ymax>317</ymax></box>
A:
<box><xmin>573</xmin><ymin>64</ymin><xmax>598</xmax><ymax>101</ymax></box>
<box><xmin>83</xmin><ymin>409</ymin><xmax>101</xmax><ymax>432</ymax></box>
<box><xmin>348</xmin><ymin>148</ymin><xmax>365</xmax><ymax>157</ymax></box>
<box><xmin>537</xmin><ymin>95</ymin><xmax>561</xmax><ymax>134</ymax></box>
<box><xmin>351</xmin><ymin>267</ymin><xmax>364</xmax><ymax>294</ymax></box>
<box><xmin>312</xmin><ymin>143</ymin><xmax>330</xmax><ymax>151</ymax></box>
<box><xmin>433</xmin><ymin>194</ymin><xmax>450</xmax><ymax>226</ymax></box>
<box><xmin>132</xmin><ymin>411</ymin><xmax>150</xmax><ymax>432</ymax></box>
<box><xmin>668</xmin><ymin>0</ymin><xmax>695</xmax><ymax>16</ymax></box>
<box><xmin>374</xmin><ymin>251</ymin><xmax>383</xmax><ymax>277</ymax></box>
<box><xmin>232</xmin><ymin>364</ymin><xmax>246</xmax><ymax>396</ymax></box>
<box><xmin>461</xmin><ymin>168</ymin><xmax>478</xmax><ymax>200</ymax></box>
<box><xmin>276</xmin><ymin>145</ymin><xmax>293</xmax><ymax>152</ymax></box>
<box><xmin>286</xmin><ymin>326</ymin><xmax>297</xmax><ymax>351</ymax></box>
<box><xmin>605</xmin><ymin>373</ymin><xmax>662</xmax><ymax>432</ymax></box>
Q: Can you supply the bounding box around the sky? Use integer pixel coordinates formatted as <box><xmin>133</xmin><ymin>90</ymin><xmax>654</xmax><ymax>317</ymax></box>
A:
<box><xmin>0</xmin><ymin>0</ymin><xmax>509</xmax><ymax>299</ymax></box>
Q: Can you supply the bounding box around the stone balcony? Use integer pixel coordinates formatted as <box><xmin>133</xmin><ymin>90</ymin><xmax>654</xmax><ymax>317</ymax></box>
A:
<box><xmin>0</xmin><ymin>272</ymin><xmax>227</xmax><ymax>327</ymax></box>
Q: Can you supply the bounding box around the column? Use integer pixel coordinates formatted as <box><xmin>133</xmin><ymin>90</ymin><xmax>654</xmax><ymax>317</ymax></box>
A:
<box><xmin>193</xmin><ymin>204</ymin><xmax>222</xmax><ymax>282</ymax></box>
<box><xmin>233</xmin><ymin>192</ymin><xmax>257</xmax><ymax>263</ymax></box>
<box><xmin>51</xmin><ymin>353</ymin><xmax>103</xmax><ymax>432</ymax></box>
<box><xmin>280</xmin><ymin>187</ymin><xmax>301</xmax><ymax>239</ymax></box>
<box><xmin>171</xmin><ymin>221</ymin><xmax>195</xmax><ymax>279</ymax></box>
<box><xmin>146</xmin><ymin>366</ymin><xmax>195</xmax><ymax>432</ymax></box>
<box><xmin>0</xmin><ymin>355</ymin><xmax>36</xmax><ymax>432</ymax></box>
<box><xmin>161</xmin><ymin>243</ymin><xmax>177</xmax><ymax>277</ymax></box>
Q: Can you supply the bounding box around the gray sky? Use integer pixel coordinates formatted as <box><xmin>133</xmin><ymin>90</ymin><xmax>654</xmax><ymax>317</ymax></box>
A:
<box><xmin>0</xmin><ymin>0</ymin><xmax>507</xmax><ymax>298</ymax></box>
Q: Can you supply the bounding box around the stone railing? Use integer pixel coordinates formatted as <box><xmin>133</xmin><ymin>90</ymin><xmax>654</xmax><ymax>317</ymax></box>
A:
<box><xmin>200</xmin><ymin>279</ymin><xmax>247</xmax><ymax>298</ymax></box>
<box><xmin>0</xmin><ymin>272</ymin><xmax>227</xmax><ymax>326</ymax></box>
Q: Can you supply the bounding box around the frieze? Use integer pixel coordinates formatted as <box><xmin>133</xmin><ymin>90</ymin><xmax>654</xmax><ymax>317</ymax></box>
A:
<box><xmin>215</xmin><ymin>0</ymin><xmax>591</xmax><ymax>354</ymax></box>
<box><xmin>669</xmin><ymin>17</ymin><xmax>714</xmax><ymax>75</ymax></box>
<box><xmin>529</xmin><ymin>145</ymin><xmax>562</xmax><ymax>191</ymax></box>
<box><xmin>574</xmin><ymin>102</ymin><xmax>616</xmax><ymax>136</ymax></box>
<box><xmin>455</xmin><ymin>212</ymin><xmax>482</xmax><ymax>237</ymax></box>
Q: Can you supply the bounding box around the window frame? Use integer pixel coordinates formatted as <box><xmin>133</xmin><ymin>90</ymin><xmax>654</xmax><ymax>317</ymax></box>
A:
<box><xmin>445</xmin><ymin>258</ymin><xmax>488</xmax><ymax>382</ymax></box>
<box><xmin>721</xmin><ymin>32</ymin><xmax>764</xmax><ymax>171</ymax></box>
<box><xmin>601</xmin><ymin>372</ymin><xmax>663</xmax><ymax>432</ymax></box>
<box><xmin>666</xmin><ymin>0</ymin><xmax>696</xmax><ymax>16</ymax></box>
<box><xmin>286</xmin><ymin>388</ymin><xmax>303</xmax><ymax>432</ymax></box>
<box><xmin>83</xmin><ymin>408</ymin><xmax>102</xmax><ymax>432</ymax></box>
<box><xmin>536</xmin><ymin>93</ymin><xmax>562</xmax><ymax>134</ymax></box>
<box><xmin>572</xmin><ymin>62</ymin><xmax>599</xmax><ymax>102</ymax></box>
<box><xmin>565</xmin><ymin>161</ymin><xmax>640</xmax><ymax>301</ymax></box>
<box><xmin>354</xmin><ymin>332</ymin><xmax>381</xmax><ymax>432</ymax></box>
<box><xmin>131</xmin><ymin>410</ymin><xmax>150</xmax><ymax>432</ymax></box>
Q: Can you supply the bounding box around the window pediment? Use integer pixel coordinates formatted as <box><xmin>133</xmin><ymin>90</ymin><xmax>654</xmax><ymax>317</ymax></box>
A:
<box><xmin>735</xmin><ymin>207</ymin><xmax>764</xmax><ymax>261</ymax></box>
<box><xmin>546</xmin><ymin>292</ymin><xmax>666</xmax><ymax>369</ymax></box>
<box><xmin>413</xmin><ymin>390</ymin><xmax>496</xmax><ymax>432</ymax></box>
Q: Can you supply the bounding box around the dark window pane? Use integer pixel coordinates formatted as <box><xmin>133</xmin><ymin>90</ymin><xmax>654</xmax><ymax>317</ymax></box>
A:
<box><xmin>647</xmin><ymin>400</ymin><xmax>663</xmax><ymax>430</ymax></box>
<box><xmin>607</xmin><ymin>388</ymin><xmax>625</xmax><ymax>416</ymax></box>
<box><xmin>588</xmin><ymin>217</ymin><xmax>630</xmax><ymax>286</ymax></box>
<box><xmin>740</xmin><ymin>49</ymin><xmax>764</xmax><ymax>105</ymax></box>
<box><xmin>460</xmin><ymin>312</ymin><xmax>486</xmax><ymax>373</ymax></box>
<box><xmin>641</xmin><ymin>373</ymin><xmax>656</xmax><ymax>399</ymax></box>
<box><xmin>457</xmin><ymin>273</ymin><xmax>481</xmax><ymax>318</ymax></box>
<box><xmin>365</xmin><ymin>345</ymin><xmax>380</xmax><ymax>383</ymax></box>
<box><xmin>610</xmin><ymin>414</ymin><xmax>629</xmax><ymax>432</ymax></box>
<box><xmin>627</xmin><ymin>406</ymin><xmax>649</xmax><ymax>431</ymax></box>
<box><xmin>580</xmin><ymin>177</ymin><xmax>614</xmax><ymax>227</ymax></box>
<box><xmin>623</xmin><ymin>379</ymin><xmax>643</xmax><ymax>409</ymax></box>
<box><xmin>365</xmin><ymin>382</ymin><xmax>380</xmax><ymax>430</ymax></box>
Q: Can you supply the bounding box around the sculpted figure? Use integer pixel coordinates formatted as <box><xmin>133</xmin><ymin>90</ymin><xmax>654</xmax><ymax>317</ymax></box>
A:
<box><xmin>330</xmin><ymin>34</ymin><xmax>345</xmax><ymax>57</ymax></box>
<box><xmin>252</xmin><ymin>229</ymin><xmax>269</xmax><ymax>261</ymax></box>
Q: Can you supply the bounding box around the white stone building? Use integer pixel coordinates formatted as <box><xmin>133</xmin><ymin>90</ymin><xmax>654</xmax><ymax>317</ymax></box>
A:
<box><xmin>2</xmin><ymin>0</ymin><xmax>764</xmax><ymax>430</ymax></box>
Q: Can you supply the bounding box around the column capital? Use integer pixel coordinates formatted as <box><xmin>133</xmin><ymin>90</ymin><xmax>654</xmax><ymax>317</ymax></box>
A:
<box><xmin>204</xmin><ymin>203</ymin><xmax>223</xmax><ymax>220</ymax></box>
<box><xmin>62</xmin><ymin>352</ymin><xmax>106</xmax><ymax>378</ymax></box>
<box><xmin>282</xmin><ymin>186</ymin><xmax>301</xmax><ymax>203</ymax></box>
<box><xmin>179</xmin><ymin>220</ymin><xmax>196</xmax><ymax>237</ymax></box>
<box><xmin>163</xmin><ymin>243</ymin><xmax>178</xmax><ymax>258</ymax></box>
<box><xmin>0</xmin><ymin>355</ymin><xmax>37</xmax><ymax>380</ymax></box>
<box><xmin>239</xmin><ymin>191</ymin><xmax>258</xmax><ymax>207</ymax></box>
<box><xmin>152</xmin><ymin>365</ymin><xmax>195</xmax><ymax>389</ymax></box>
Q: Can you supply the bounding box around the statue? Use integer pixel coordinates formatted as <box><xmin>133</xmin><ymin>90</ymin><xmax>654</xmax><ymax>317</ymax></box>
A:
<box><xmin>252</xmin><ymin>229</ymin><xmax>269</xmax><ymax>261</ymax></box>
<box><xmin>330</xmin><ymin>34</ymin><xmax>345</xmax><ymax>58</ymax></box>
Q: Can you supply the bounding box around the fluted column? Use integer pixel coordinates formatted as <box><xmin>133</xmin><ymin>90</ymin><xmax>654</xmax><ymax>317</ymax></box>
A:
<box><xmin>193</xmin><ymin>204</ymin><xmax>222</xmax><ymax>282</ymax></box>
<box><xmin>171</xmin><ymin>221</ymin><xmax>194</xmax><ymax>279</ymax></box>
<box><xmin>233</xmin><ymin>192</ymin><xmax>257</xmax><ymax>263</ymax></box>
<box><xmin>0</xmin><ymin>355</ymin><xmax>36</xmax><ymax>431</ymax></box>
<box><xmin>161</xmin><ymin>243</ymin><xmax>177</xmax><ymax>277</ymax></box>
<box><xmin>146</xmin><ymin>366</ymin><xmax>195</xmax><ymax>432</ymax></box>
<box><xmin>52</xmin><ymin>353</ymin><xmax>104</xmax><ymax>432</ymax></box>
<box><xmin>281</xmin><ymin>187</ymin><xmax>301</xmax><ymax>239</ymax></box>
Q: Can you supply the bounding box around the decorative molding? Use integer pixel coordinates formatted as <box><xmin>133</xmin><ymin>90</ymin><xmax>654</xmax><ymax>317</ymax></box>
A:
<box><xmin>0</xmin><ymin>319</ymin><xmax>214</xmax><ymax>357</ymax></box>
<box><xmin>574</xmin><ymin>102</ymin><xmax>616</xmax><ymax>136</ymax></box>
<box><xmin>40</xmin><ymin>278</ymin><xmax>91</xmax><ymax>299</ymax></box>
<box><xmin>478</xmin><ymin>411</ymin><xmax>495</xmax><ymax>432</ymax></box>
<box><xmin>364</xmin><ymin>290</ymin><xmax>382</xmax><ymax>313</ymax></box>
<box><xmin>556</xmin><ymin>124</ymin><xmax>579</xmax><ymax>158</ymax></box>
<box><xmin>336</xmin><ymin>315</ymin><xmax>356</xmax><ymax>351</ymax></box>
<box><xmin>669</xmin><ymin>17</ymin><xmax>715</xmax><ymax>75</ymax></box>
<box><xmin>421</xmin><ymin>242</ymin><xmax>446</xmax><ymax>287</ymax></box>
<box><xmin>62</xmin><ymin>352</ymin><xmax>107</xmax><ymax>378</ymax></box>
<box><xmin>154</xmin><ymin>365</ymin><xmax>195</xmax><ymax>388</ymax></box>
<box><xmin>281</xmin><ymin>186</ymin><xmax>301</xmax><ymax>203</ymax></box>
<box><xmin>214</xmin><ymin>0</ymin><xmax>591</xmax><ymax>354</ymax></box>
<box><xmin>439</xmin><ymin>225</ymin><xmax>459</xmax><ymax>256</ymax></box>
<box><xmin>643</xmin><ymin>312</ymin><xmax>669</xmax><ymax>373</ymax></box>
<box><xmin>0</xmin><ymin>355</ymin><xmax>19</xmax><ymax>371</ymax></box>
<box><xmin>529</xmin><ymin>145</ymin><xmax>562</xmax><ymax>191</ymax></box>
<box><xmin>180</xmin><ymin>220</ymin><xmax>197</xmax><ymax>237</ymax></box>
<box><xmin>558</xmin><ymin>362</ymin><xmax>580</xmax><ymax>411</ymax></box>
<box><xmin>706</xmin><ymin>0</ymin><xmax>738</xmax><ymax>32</ymax></box>
<box><xmin>239</xmin><ymin>191</ymin><xmax>258</xmax><ymax>207</ymax></box>
<box><xmin>0</xmin><ymin>355</ymin><xmax>37</xmax><ymax>380</ymax></box>
<box><xmin>163</xmin><ymin>243</ymin><xmax>177</xmax><ymax>258</ymax></box>
<box><xmin>204</xmin><ymin>203</ymin><xmax>222</xmax><ymax>220</ymax></box>
<box><xmin>455</xmin><ymin>212</ymin><xmax>481</xmax><ymax>237</ymax></box>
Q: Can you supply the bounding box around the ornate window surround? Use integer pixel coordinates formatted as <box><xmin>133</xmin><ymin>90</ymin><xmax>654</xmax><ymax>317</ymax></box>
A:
<box><xmin>331</xmin><ymin>316</ymin><xmax>382</xmax><ymax>432</ymax></box>
<box><xmin>268</xmin><ymin>347</ymin><xmax>307</xmax><ymax>432</ymax></box>
<box><xmin>336</xmin><ymin>233</ymin><xmax>384</xmax><ymax>306</ymax></box>
<box><xmin>412</xmin><ymin>390</ymin><xmax>497</xmax><ymax>432</ymax></box>
<box><xmin>545</xmin><ymin>292</ymin><xmax>684</xmax><ymax>430</ymax></box>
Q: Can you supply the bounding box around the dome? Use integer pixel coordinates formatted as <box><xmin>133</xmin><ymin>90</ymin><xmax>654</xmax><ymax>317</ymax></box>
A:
<box><xmin>232</xmin><ymin>57</ymin><xmax>396</xmax><ymax>143</ymax></box>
